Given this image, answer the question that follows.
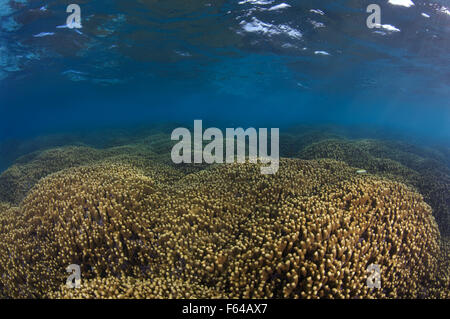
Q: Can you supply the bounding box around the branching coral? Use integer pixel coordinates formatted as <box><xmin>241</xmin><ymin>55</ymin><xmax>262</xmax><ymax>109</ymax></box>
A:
<box><xmin>166</xmin><ymin>159</ymin><xmax>445</xmax><ymax>298</ymax></box>
<box><xmin>49</xmin><ymin>276</ymin><xmax>226</xmax><ymax>299</ymax></box>
<box><xmin>0</xmin><ymin>158</ymin><xmax>446</xmax><ymax>298</ymax></box>
<box><xmin>279</xmin><ymin>129</ymin><xmax>343</xmax><ymax>158</ymax></box>
<box><xmin>298</xmin><ymin>138</ymin><xmax>450</xmax><ymax>236</ymax></box>
<box><xmin>0</xmin><ymin>146</ymin><xmax>105</xmax><ymax>204</ymax></box>
<box><xmin>0</xmin><ymin>203</ymin><xmax>21</xmax><ymax>298</ymax></box>
<box><xmin>0</xmin><ymin>163</ymin><xmax>165</xmax><ymax>298</ymax></box>
<box><xmin>0</xmin><ymin>142</ymin><xmax>184</xmax><ymax>205</ymax></box>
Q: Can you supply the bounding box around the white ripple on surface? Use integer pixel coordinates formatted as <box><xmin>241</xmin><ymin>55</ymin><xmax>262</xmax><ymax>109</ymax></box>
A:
<box><xmin>380</xmin><ymin>24</ymin><xmax>400</xmax><ymax>32</ymax></box>
<box><xmin>33</xmin><ymin>32</ymin><xmax>55</xmax><ymax>38</ymax></box>
<box><xmin>314</xmin><ymin>50</ymin><xmax>330</xmax><ymax>56</ymax></box>
<box><xmin>239</xmin><ymin>0</ymin><xmax>274</xmax><ymax>5</ymax></box>
<box><xmin>388</xmin><ymin>0</ymin><xmax>414</xmax><ymax>7</ymax></box>
<box><xmin>310</xmin><ymin>9</ymin><xmax>325</xmax><ymax>16</ymax></box>
<box><xmin>373</xmin><ymin>24</ymin><xmax>401</xmax><ymax>32</ymax></box>
<box><xmin>309</xmin><ymin>20</ymin><xmax>325</xmax><ymax>28</ymax></box>
<box><xmin>240</xmin><ymin>17</ymin><xmax>302</xmax><ymax>39</ymax></box>
<box><xmin>268</xmin><ymin>3</ymin><xmax>291</xmax><ymax>11</ymax></box>
<box><xmin>438</xmin><ymin>6</ymin><xmax>450</xmax><ymax>16</ymax></box>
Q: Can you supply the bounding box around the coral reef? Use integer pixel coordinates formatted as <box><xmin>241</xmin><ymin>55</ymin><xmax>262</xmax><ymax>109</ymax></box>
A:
<box><xmin>0</xmin><ymin>158</ymin><xmax>447</xmax><ymax>298</ymax></box>
<box><xmin>0</xmin><ymin>163</ymin><xmax>161</xmax><ymax>297</ymax></box>
<box><xmin>168</xmin><ymin>159</ymin><xmax>446</xmax><ymax>298</ymax></box>
<box><xmin>0</xmin><ymin>203</ymin><xmax>21</xmax><ymax>298</ymax></box>
<box><xmin>0</xmin><ymin>126</ymin><xmax>448</xmax><ymax>299</ymax></box>
<box><xmin>0</xmin><ymin>201</ymin><xmax>11</xmax><ymax>213</ymax></box>
<box><xmin>49</xmin><ymin>276</ymin><xmax>225</xmax><ymax>299</ymax></box>
<box><xmin>0</xmin><ymin>124</ymin><xmax>181</xmax><ymax>175</ymax></box>
<box><xmin>0</xmin><ymin>146</ymin><xmax>105</xmax><ymax>204</ymax></box>
<box><xmin>279</xmin><ymin>129</ymin><xmax>342</xmax><ymax>158</ymax></box>
<box><xmin>0</xmin><ymin>142</ymin><xmax>183</xmax><ymax>205</ymax></box>
<box><xmin>298</xmin><ymin>138</ymin><xmax>450</xmax><ymax>236</ymax></box>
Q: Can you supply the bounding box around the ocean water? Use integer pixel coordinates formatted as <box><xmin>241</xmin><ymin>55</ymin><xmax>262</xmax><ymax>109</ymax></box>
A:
<box><xmin>0</xmin><ymin>0</ymin><xmax>449</xmax><ymax>299</ymax></box>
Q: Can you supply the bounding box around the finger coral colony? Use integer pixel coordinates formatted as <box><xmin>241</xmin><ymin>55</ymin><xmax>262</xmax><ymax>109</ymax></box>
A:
<box><xmin>0</xmin><ymin>128</ymin><xmax>448</xmax><ymax>299</ymax></box>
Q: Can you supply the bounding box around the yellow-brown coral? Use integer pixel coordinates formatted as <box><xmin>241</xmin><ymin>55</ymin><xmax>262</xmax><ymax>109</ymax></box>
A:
<box><xmin>0</xmin><ymin>146</ymin><xmax>105</xmax><ymax>204</ymax></box>
<box><xmin>0</xmin><ymin>158</ymin><xmax>447</xmax><ymax>298</ymax></box>
<box><xmin>298</xmin><ymin>138</ymin><xmax>450</xmax><ymax>236</ymax></box>
<box><xmin>0</xmin><ymin>163</ymin><xmax>165</xmax><ymax>297</ymax></box>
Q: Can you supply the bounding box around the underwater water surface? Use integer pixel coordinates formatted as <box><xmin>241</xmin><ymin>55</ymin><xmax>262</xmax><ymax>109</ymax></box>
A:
<box><xmin>0</xmin><ymin>0</ymin><xmax>449</xmax><ymax>299</ymax></box>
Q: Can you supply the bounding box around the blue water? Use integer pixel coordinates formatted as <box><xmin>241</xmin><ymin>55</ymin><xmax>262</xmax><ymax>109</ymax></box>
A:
<box><xmin>1</xmin><ymin>0</ymin><xmax>449</xmax><ymax>142</ymax></box>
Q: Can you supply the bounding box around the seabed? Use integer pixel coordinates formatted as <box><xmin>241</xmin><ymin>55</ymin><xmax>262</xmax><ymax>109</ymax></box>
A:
<box><xmin>0</xmin><ymin>124</ymin><xmax>448</xmax><ymax>299</ymax></box>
